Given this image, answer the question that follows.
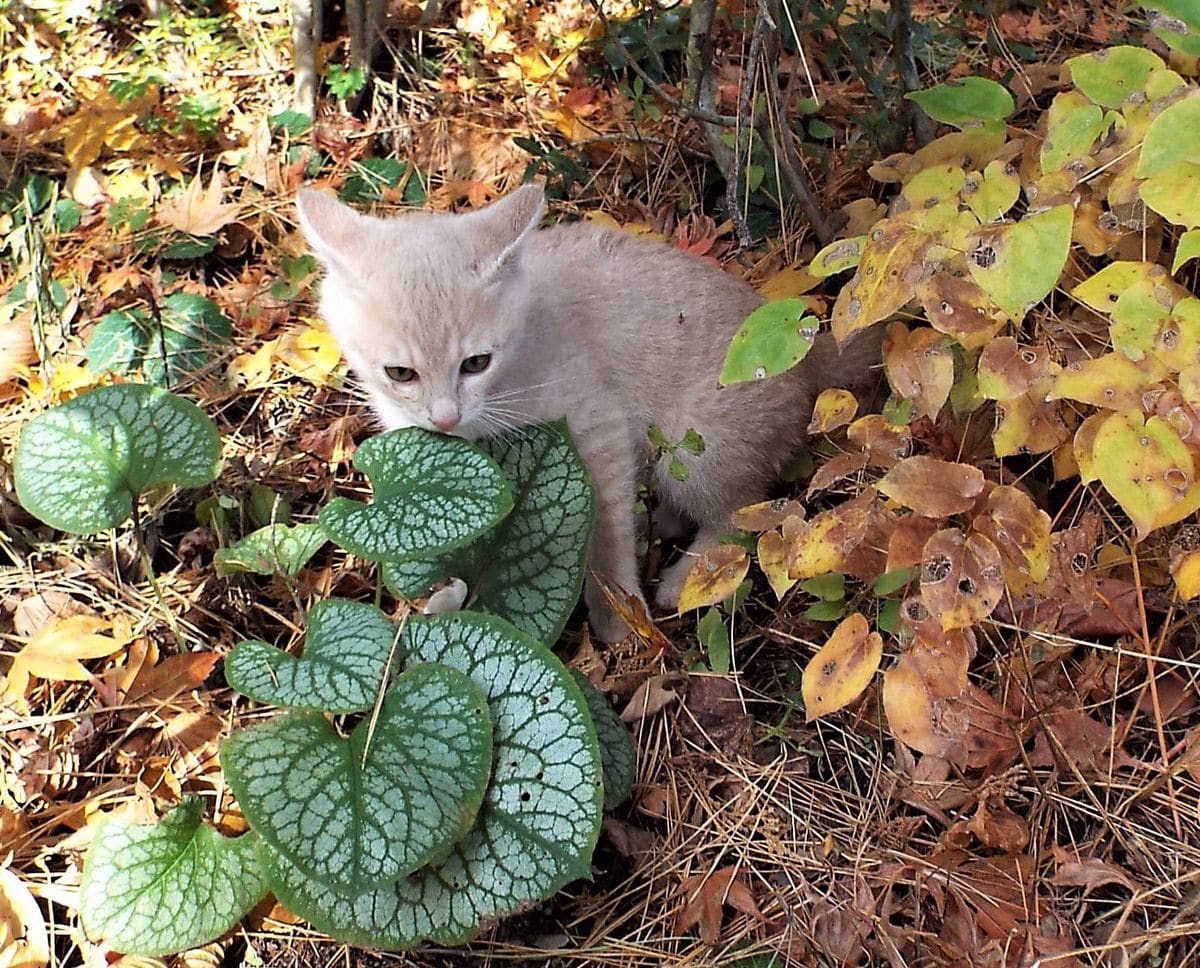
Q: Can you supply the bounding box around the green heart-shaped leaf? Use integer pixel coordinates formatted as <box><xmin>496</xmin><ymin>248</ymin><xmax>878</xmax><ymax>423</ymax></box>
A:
<box><xmin>570</xmin><ymin>669</ymin><xmax>635</xmax><ymax>810</ymax></box>
<box><xmin>906</xmin><ymin>77</ymin><xmax>1014</xmax><ymax>127</ymax></box>
<box><xmin>86</xmin><ymin>292</ymin><xmax>232</xmax><ymax>389</ymax></box>
<box><xmin>719</xmin><ymin>299</ymin><xmax>818</xmax><ymax>386</ymax></box>
<box><xmin>79</xmin><ymin>797</ymin><xmax>267</xmax><ymax>956</ymax></box>
<box><xmin>14</xmin><ymin>383</ymin><xmax>222</xmax><ymax>534</ymax></box>
<box><xmin>260</xmin><ymin>612</ymin><xmax>603</xmax><ymax>948</ymax></box>
<box><xmin>1067</xmin><ymin>46</ymin><xmax>1164</xmax><ymax>108</ymax></box>
<box><xmin>1137</xmin><ymin>95</ymin><xmax>1200</xmax><ymax>178</ymax></box>
<box><xmin>383</xmin><ymin>422</ymin><xmax>594</xmax><ymax>644</ymax></box>
<box><xmin>214</xmin><ymin>521</ymin><xmax>327</xmax><ymax>577</ymax></box>
<box><xmin>225</xmin><ymin>599</ymin><xmax>399</xmax><ymax>712</ymax></box>
<box><xmin>222</xmin><ymin>662</ymin><xmax>492</xmax><ymax>893</ymax></box>
<box><xmin>318</xmin><ymin>428</ymin><xmax>513</xmax><ymax>563</ymax></box>
<box><xmin>1093</xmin><ymin>411</ymin><xmax>1200</xmax><ymax>539</ymax></box>
<box><xmin>967</xmin><ymin>204</ymin><xmax>1074</xmax><ymax>321</ymax></box>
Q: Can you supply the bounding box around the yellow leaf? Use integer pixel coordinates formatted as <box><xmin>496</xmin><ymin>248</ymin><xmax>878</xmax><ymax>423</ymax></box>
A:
<box><xmin>2</xmin><ymin>614</ymin><xmax>133</xmax><ymax>710</ymax></box>
<box><xmin>23</xmin><ymin>360</ymin><xmax>103</xmax><ymax>402</ymax></box>
<box><xmin>788</xmin><ymin>494</ymin><xmax>872</xmax><ymax>579</ymax></box>
<box><xmin>0</xmin><ymin>868</ymin><xmax>49</xmax><ymax>967</ymax></box>
<box><xmin>762</xmin><ymin>264</ymin><xmax>822</xmax><ymax>297</ymax></box>
<box><xmin>802</xmin><ymin>612</ymin><xmax>882</xmax><ymax>721</ymax></box>
<box><xmin>807</xmin><ymin>388</ymin><xmax>859</xmax><ymax>434</ymax></box>
<box><xmin>227</xmin><ymin>338</ymin><xmax>279</xmax><ymax>389</ymax></box>
<box><xmin>276</xmin><ymin>323</ymin><xmax>344</xmax><ymax>383</ymax></box>
<box><xmin>156</xmin><ymin>170</ymin><xmax>242</xmax><ymax>237</ymax></box>
<box><xmin>54</xmin><ymin>91</ymin><xmax>146</xmax><ymax>170</ymax></box>
<box><xmin>1171</xmin><ymin>550</ymin><xmax>1200</xmax><ymax>601</ymax></box>
<box><xmin>677</xmin><ymin>545</ymin><xmax>750</xmax><ymax>612</ymax></box>
<box><xmin>1093</xmin><ymin>411</ymin><xmax>1200</xmax><ymax>539</ymax></box>
<box><xmin>17</xmin><ymin>614</ymin><xmax>130</xmax><ymax>681</ymax></box>
<box><xmin>757</xmin><ymin>528</ymin><xmax>796</xmax><ymax>599</ymax></box>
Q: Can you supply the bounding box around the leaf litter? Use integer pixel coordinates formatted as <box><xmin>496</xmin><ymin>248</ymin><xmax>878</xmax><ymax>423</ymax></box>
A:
<box><xmin>3</xmin><ymin>0</ymin><xmax>1200</xmax><ymax>965</ymax></box>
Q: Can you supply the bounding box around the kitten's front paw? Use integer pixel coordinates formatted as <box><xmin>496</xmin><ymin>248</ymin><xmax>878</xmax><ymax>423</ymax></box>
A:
<box><xmin>654</xmin><ymin>555</ymin><xmax>694</xmax><ymax>612</ymax></box>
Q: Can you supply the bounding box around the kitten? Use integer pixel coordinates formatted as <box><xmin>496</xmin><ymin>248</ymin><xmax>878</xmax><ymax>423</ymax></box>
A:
<box><xmin>297</xmin><ymin>184</ymin><xmax>880</xmax><ymax>642</ymax></box>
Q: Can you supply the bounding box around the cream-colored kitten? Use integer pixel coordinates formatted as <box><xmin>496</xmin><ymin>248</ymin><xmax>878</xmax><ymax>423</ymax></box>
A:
<box><xmin>297</xmin><ymin>185</ymin><xmax>879</xmax><ymax>642</ymax></box>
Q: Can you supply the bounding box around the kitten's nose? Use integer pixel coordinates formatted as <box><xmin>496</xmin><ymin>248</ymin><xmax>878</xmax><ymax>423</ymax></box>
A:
<box><xmin>430</xmin><ymin>400</ymin><xmax>461</xmax><ymax>431</ymax></box>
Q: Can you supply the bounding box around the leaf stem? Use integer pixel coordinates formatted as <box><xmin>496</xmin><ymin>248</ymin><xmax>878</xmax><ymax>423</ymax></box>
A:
<box><xmin>131</xmin><ymin>498</ymin><xmax>186</xmax><ymax>649</ymax></box>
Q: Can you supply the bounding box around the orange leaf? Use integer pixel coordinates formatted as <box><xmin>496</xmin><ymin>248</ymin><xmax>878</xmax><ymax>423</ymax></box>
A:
<box><xmin>802</xmin><ymin>613</ymin><xmax>883</xmax><ymax>721</ymax></box>
<box><xmin>677</xmin><ymin>545</ymin><xmax>750</xmax><ymax>612</ymax></box>
<box><xmin>124</xmin><ymin>651</ymin><xmax>221</xmax><ymax>703</ymax></box>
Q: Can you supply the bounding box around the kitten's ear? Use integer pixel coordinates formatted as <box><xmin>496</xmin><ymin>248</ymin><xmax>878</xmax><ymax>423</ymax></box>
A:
<box><xmin>296</xmin><ymin>189</ymin><xmax>368</xmax><ymax>275</ymax></box>
<box><xmin>471</xmin><ymin>184</ymin><xmax>545</xmax><ymax>277</ymax></box>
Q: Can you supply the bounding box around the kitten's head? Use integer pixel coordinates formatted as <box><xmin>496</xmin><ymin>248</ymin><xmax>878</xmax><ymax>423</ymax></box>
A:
<box><xmin>296</xmin><ymin>185</ymin><xmax>545</xmax><ymax>437</ymax></box>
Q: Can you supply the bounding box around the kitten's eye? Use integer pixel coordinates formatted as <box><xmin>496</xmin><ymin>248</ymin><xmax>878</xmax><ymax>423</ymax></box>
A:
<box><xmin>384</xmin><ymin>365</ymin><xmax>418</xmax><ymax>383</ymax></box>
<box><xmin>460</xmin><ymin>354</ymin><xmax>492</xmax><ymax>375</ymax></box>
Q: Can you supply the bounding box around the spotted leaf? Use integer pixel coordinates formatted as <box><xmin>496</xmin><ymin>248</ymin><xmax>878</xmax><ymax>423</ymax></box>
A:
<box><xmin>79</xmin><ymin>797</ymin><xmax>267</xmax><ymax>956</ymax></box>
<box><xmin>802</xmin><ymin>612</ymin><xmax>883</xmax><ymax>722</ymax></box>
<box><xmin>260</xmin><ymin>612</ymin><xmax>603</xmax><ymax>948</ymax></box>
<box><xmin>14</xmin><ymin>384</ymin><xmax>221</xmax><ymax>534</ymax></box>
<box><xmin>318</xmin><ymin>428</ymin><xmax>512</xmax><ymax>563</ymax></box>
<box><xmin>222</xmin><ymin>662</ymin><xmax>493</xmax><ymax>894</ymax></box>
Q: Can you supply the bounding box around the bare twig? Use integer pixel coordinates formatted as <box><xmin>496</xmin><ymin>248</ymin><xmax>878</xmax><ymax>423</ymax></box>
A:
<box><xmin>585</xmin><ymin>0</ymin><xmax>737</xmax><ymax>129</ymax></box>
<box><xmin>726</xmin><ymin>0</ymin><xmax>775</xmax><ymax>248</ymax></box>
<box><xmin>685</xmin><ymin>0</ymin><xmax>734</xmax><ymax>177</ymax></box>
<box><xmin>891</xmin><ymin>0</ymin><xmax>935</xmax><ymax>147</ymax></box>
<box><xmin>289</xmin><ymin>0</ymin><xmax>319</xmax><ymax>117</ymax></box>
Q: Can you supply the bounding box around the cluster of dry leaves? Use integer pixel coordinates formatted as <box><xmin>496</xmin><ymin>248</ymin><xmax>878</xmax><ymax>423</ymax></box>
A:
<box><xmin>2</xmin><ymin>0</ymin><xmax>1200</xmax><ymax>965</ymax></box>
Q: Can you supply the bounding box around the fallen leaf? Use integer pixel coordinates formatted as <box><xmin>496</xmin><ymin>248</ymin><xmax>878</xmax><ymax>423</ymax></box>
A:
<box><xmin>675</xmin><ymin>867</ymin><xmax>764</xmax><ymax>945</ymax></box>
<box><xmin>0</xmin><ymin>867</ymin><xmax>50</xmax><ymax>967</ymax></box>
<box><xmin>123</xmin><ymin>651</ymin><xmax>220</xmax><ymax>703</ymax></box>
<box><xmin>883</xmin><ymin>323</ymin><xmax>954</xmax><ymax>420</ymax></box>
<box><xmin>847</xmin><ymin>414</ymin><xmax>913</xmax><ymax>467</ymax></box>
<box><xmin>731</xmin><ymin>497</ymin><xmax>805</xmax><ymax>531</ymax></box>
<box><xmin>1050</xmin><ymin>855</ymin><xmax>1140</xmax><ymax>896</ymax></box>
<box><xmin>802</xmin><ymin>612</ymin><xmax>883</xmax><ymax>721</ymax></box>
<box><xmin>156</xmin><ymin>170</ymin><xmax>243</xmax><ymax>237</ymax></box>
<box><xmin>677</xmin><ymin>545</ymin><xmax>750</xmax><ymax>612</ymax></box>
<box><xmin>3</xmin><ymin>614</ymin><xmax>133</xmax><ymax>708</ymax></box>
<box><xmin>968</xmin><ymin>797</ymin><xmax>1030</xmax><ymax>851</ymax></box>
<box><xmin>920</xmin><ymin>528</ymin><xmax>1004</xmax><ymax>630</ymax></box>
<box><xmin>877</xmin><ymin>456</ymin><xmax>986</xmax><ymax>516</ymax></box>
<box><xmin>620</xmin><ymin>672</ymin><xmax>684</xmax><ymax>724</ymax></box>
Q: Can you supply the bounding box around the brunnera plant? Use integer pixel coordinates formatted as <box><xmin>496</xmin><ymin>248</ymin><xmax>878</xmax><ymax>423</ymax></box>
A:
<box><xmin>14</xmin><ymin>391</ymin><xmax>633</xmax><ymax>955</ymax></box>
<box><xmin>717</xmin><ymin>41</ymin><xmax>1200</xmax><ymax>752</ymax></box>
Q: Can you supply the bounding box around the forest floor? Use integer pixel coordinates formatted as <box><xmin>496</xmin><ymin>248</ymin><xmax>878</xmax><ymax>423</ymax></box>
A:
<box><xmin>2</xmin><ymin>0</ymin><xmax>1200</xmax><ymax>965</ymax></box>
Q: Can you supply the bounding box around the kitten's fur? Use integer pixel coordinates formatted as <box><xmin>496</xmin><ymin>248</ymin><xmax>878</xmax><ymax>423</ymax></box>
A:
<box><xmin>298</xmin><ymin>185</ymin><xmax>880</xmax><ymax>641</ymax></box>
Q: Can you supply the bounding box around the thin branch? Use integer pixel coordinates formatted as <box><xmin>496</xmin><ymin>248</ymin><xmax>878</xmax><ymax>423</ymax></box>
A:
<box><xmin>585</xmin><ymin>0</ymin><xmax>737</xmax><ymax>128</ymax></box>
<box><xmin>755</xmin><ymin>0</ymin><xmax>832</xmax><ymax>244</ymax></box>
<box><xmin>289</xmin><ymin>0</ymin><xmax>319</xmax><ymax>117</ymax></box>
<box><xmin>685</xmin><ymin>0</ymin><xmax>734</xmax><ymax>177</ymax></box>
<box><xmin>892</xmin><ymin>0</ymin><xmax>935</xmax><ymax>147</ymax></box>
<box><xmin>726</xmin><ymin>0</ymin><xmax>773</xmax><ymax>248</ymax></box>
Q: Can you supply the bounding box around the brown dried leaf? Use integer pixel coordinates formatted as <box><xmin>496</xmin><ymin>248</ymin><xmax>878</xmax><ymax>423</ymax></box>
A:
<box><xmin>877</xmin><ymin>456</ymin><xmax>986</xmax><ymax>516</ymax></box>
<box><xmin>887</xmin><ymin>514</ymin><xmax>941</xmax><ymax>571</ymax></box>
<box><xmin>0</xmin><ymin>867</ymin><xmax>50</xmax><ymax>966</ymax></box>
<box><xmin>806</xmin><ymin>451</ymin><xmax>869</xmax><ymax>497</ymax></box>
<box><xmin>675</xmin><ymin>867</ymin><xmax>762</xmax><ymax>945</ymax></box>
<box><xmin>802</xmin><ymin>613</ymin><xmax>883</xmax><ymax>721</ymax></box>
<box><xmin>620</xmin><ymin>672</ymin><xmax>683</xmax><ymax>724</ymax></box>
<box><xmin>1049</xmin><ymin>857</ymin><xmax>1140</xmax><ymax>896</ymax></box>
<box><xmin>918</xmin><ymin>254</ymin><xmax>1007</xmax><ymax>349</ymax></box>
<box><xmin>920</xmin><ymin>528</ymin><xmax>1004</xmax><ymax>630</ymax></box>
<box><xmin>976</xmin><ymin>337</ymin><xmax>1058</xmax><ymax>400</ymax></box>
<box><xmin>123</xmin><ymin>651</ymin><xmax>220</xmax><ymax>703</ymax></box>
<box><xmin>968</xmin><ymin>797</ymin><xmax>1030</xmax><ymax>851</ymax></box>
<box><xmin>882</xmin><ymin>323</ymin><xmax>955</xmax><ymax>420</ymax></box>
<box><xmin>882</xmin><ymin>632</ymin><xmax>972</xmax><ymax>759</ymax></box>
<box><xmin>848</xmin><ymin>414</ymin><xmax>913</xmax><ymax>467</ymax></box>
